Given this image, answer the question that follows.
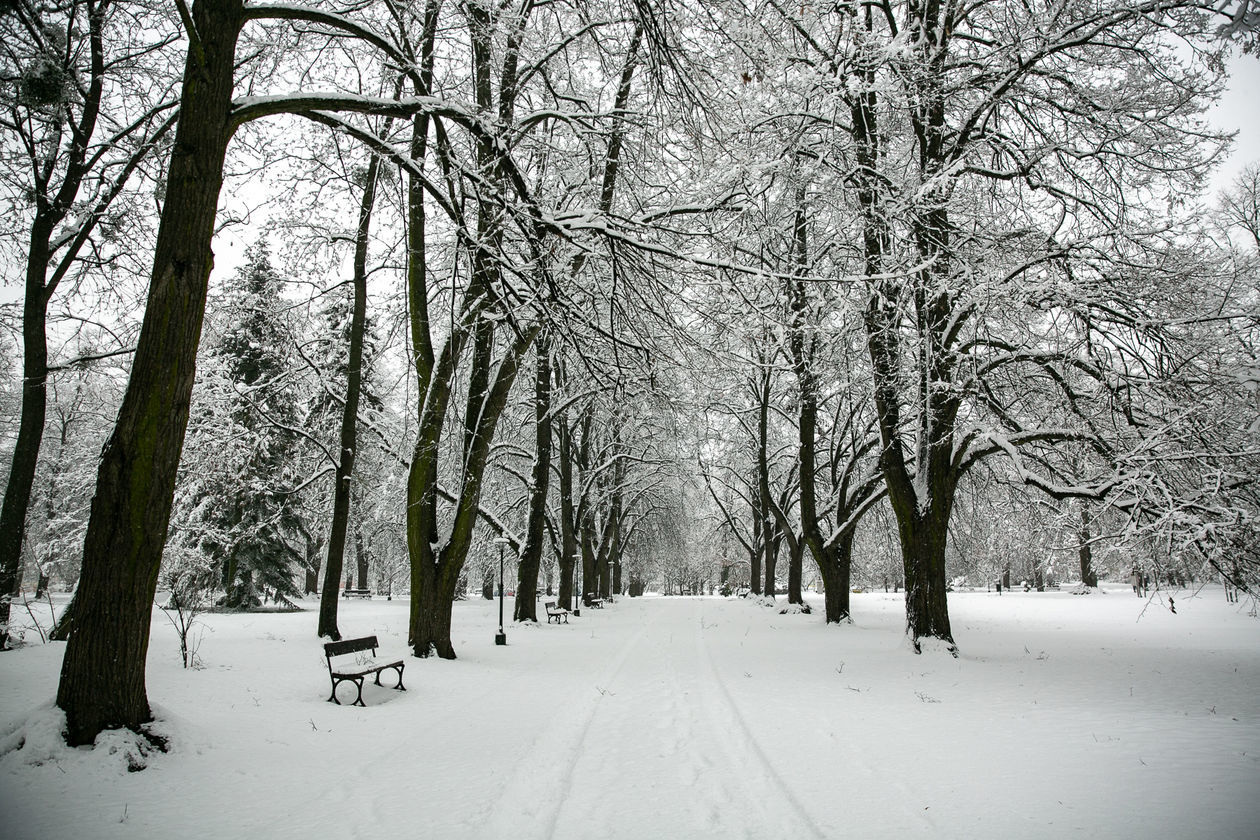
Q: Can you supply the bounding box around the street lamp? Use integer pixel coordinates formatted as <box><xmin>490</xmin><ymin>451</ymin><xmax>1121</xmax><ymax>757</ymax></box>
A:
<box><xmin>572</xmin><ymin>553</ymin><xmax>580</xmax><ymax>618</ymax></box>
<box><xmin>493</xmin><ymin>537</ymin><xmax>509</xmax><ymax>645</ymax></box>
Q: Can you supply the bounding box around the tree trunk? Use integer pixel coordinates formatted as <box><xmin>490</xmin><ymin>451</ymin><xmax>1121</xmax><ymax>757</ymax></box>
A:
<box><xmin>896</xmin><ymin>503</ymin><xmax>955</xmax><ymax>652</ymax></box>
<box><xmin>577</xmin><ymin>410</ymin><xmax>597</xmax><ymax>606</ymax></box>
<box><xmin>410</xmin><ymin>557</ymin><xmax>458</xmax><ymax>659</ymax></box>
<box><xmin>355</xmin><ymin>530</ymin><xmax>369</xmax><ymax>590</ymax></box>
<box><xmin>56</xmin><ymin>0</ymin><xmax>245</xmax><ymax>745</ymax></box>
<box><xmin>318</xmin><ymin>150</ymin><xmax>381</xmax><ymax>638</ymax></box>
<box><xmin>304</xmin><ymin>535</ymin><xmax>323</xmax><ymax>595</ymax></box>
<box><xmin>407</xmin><ymin>319</ymin><xmax>537</xmax><ymax>658</ymax></box>
<box><xmin>596</xmin><ymin>530</ymin><xmax>611</xmax><ymax>600</ymax></box>
<box><xmin>763</xmin><ymin>536</ymin><xmax>778</xmax><ymax>598</ymax></box>
<box><xmin>514</xmin><ymin>337</ymin><xmax>552</xmax><ymax>622</ymax></box>
<box><xmin>0</xmin><ymin>244</ymin><xmax>51</xmax><ymax>650</ymax></box>
<box><xmin>817</xmin><ymin>532</ymin><xmax>855</xmax><ymax>624</ymax></box>
<box><xmin>556</xmin><ymin>411</ymin><xmax>577</xmax><ymax>610</ymax></box>
<box><xmin>749</xmin><ymin>505</ymin><xmax>762</xmax><ymax>597</ymax></box>
<box><xmin>1079</xmin><ymin>506</ymin><xmax>1098</xmax><ymax>587</ymax></box>
<box><xmin>580</xmin><ymin>510</ymin><xmax>597</xmax><ymax>605</ymax></box>
<box><xmin>786</xmin><ymin>541</ymin><xmax>805</xmax><ymax>608</ymax></box>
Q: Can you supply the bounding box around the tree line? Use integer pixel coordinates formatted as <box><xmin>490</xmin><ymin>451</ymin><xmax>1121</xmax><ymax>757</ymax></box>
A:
<box><xmin>0</xmin><ymin>0</ymin><xmax>1256</xmax><ymax>748</ymax></box>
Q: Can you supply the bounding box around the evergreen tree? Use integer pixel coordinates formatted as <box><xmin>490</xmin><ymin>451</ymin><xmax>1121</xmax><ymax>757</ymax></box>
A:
<box><xmin>170</xmin><ymin>242</ymin><xmax>305</xmax><ymax>609</ymax></box>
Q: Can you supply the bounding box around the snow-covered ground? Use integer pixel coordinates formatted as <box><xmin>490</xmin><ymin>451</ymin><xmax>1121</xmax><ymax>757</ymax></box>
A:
<box><xmin>1</xmin><ymin>585</ymin><xmax>1257</xmax><ymax>839</ymax></box>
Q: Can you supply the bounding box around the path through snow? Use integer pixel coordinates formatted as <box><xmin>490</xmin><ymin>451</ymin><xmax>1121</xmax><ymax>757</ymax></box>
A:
<box><xmin>1</xmin><ymin>588</ymin><xmax>1258</xmax><ymax>839</ymax></box>
<box><xmin>484</xmin><ymin>598</ymin><xmax>825</xmax><ymax>839</ymax></box>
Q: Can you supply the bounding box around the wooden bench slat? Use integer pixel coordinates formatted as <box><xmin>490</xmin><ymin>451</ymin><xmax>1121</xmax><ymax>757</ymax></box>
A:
<box><xmin>324</xmin><ymin>635</ymin><xmax>380</xmax><ymax>658</ymax></box>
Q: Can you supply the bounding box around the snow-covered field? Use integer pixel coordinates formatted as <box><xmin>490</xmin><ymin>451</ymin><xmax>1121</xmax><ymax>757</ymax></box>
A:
<box><xmin>1</xmin><ymin>585</ymin><xmax>1257</xmax><ymax>839</ymax></box>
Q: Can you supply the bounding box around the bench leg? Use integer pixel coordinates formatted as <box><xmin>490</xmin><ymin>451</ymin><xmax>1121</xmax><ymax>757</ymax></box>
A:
<box><xmin>372</xmin><ymin>666</ymin><xmax>406</xmax><ymax>691</ymax></box>
<box><xmin>329</xmin><ymin>676</ymin><xmax>367</xmax><ymax>706</ymax></box>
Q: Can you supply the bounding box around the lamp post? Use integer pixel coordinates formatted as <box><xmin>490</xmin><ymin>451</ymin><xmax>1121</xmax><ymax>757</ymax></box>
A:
<box><xmin>493</xmin><ymin>537</ymin><xmax>509</xmax><ymax>645</ymax></box>
<box><xmin>572</xmin><ymin>553</ymin><xmax>580</xmax><ymax>618</ymax></box>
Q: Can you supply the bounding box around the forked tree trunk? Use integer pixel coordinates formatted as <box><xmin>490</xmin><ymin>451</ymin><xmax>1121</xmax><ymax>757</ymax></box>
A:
<box><xmin>56</xmin><ymin>0</ymin><xmax>245</xmax><ymax>745</ymax></box>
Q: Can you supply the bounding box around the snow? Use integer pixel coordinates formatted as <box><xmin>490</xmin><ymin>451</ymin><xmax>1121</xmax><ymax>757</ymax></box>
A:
<box><xmin>2</xmin><ymin>586</ymin><xmax>1258</xmax><ymax>838</ymax></box>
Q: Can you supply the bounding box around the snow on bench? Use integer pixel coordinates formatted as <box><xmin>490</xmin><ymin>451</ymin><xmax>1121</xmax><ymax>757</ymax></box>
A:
<box><xmin>544</xmin><ymin>601</ymin><xmax>569</xmax><ymax>624</ymax></box>
<box><xmin>323</xmin><ymin>635</ymin><xmax>406</xmax><ymax>707</ymax></box>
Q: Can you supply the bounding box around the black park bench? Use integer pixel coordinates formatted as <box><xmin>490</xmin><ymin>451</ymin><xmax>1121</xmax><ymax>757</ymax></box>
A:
<box><xmin>324</xmin><ymin>636</ymin><xmax>406</xmax><ymax>706</ymax></box>
<box><xmin>544</xmin><ymin>601</ymin><xmax>569</xmax><ymax>624</ymax></box>
<box><xmin>341</xmin><ymin>588</ymin><xmax>372</xmax><ymax>599</ymax></box>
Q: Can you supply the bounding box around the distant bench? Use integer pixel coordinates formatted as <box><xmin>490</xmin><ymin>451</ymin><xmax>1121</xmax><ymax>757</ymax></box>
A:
<box><xmin>324</xmin><ymin>635</ymin><xmax>405</xmax><ymax>706</ymax></box>
<box><xmin>342</xmin><ymin>588</ymin><xmax>372</xmax><ymax>599</ymax></box>
<box><xmin>587</xmin><ymin>597</ymin><xmax>605</xmax><ymax>609</ymax></box>
<box><xmin>545</xmin><ymin>601</ymin><xmax>569</xmax><ymax>624</ymax></box>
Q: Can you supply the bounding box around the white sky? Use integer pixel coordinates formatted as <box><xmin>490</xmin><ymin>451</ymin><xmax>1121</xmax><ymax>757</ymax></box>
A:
<box><xmin>1208</xmin><ymin>49</ymin><xmax>1260</xmax><ymax>194</ymax></box>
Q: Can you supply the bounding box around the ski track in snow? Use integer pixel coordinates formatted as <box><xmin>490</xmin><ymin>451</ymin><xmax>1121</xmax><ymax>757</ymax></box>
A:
<box><xmin>479</xmin><ymin>613</ymin><xmax>651</xmax><ymax>839</ymax></box>
<box><xmin>482</xmin><ymin>599</ymin><xmax>826</xmax><ymax>840</ymax></box>
<box><xmin>691</xmin><ymin>600</ymin><xmax>827</xmax><ymax>839</ymax></box>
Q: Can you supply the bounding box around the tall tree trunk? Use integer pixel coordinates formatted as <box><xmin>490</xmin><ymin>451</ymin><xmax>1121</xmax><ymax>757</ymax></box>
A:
<box><xmin>855</xmin><ymin>7</ymin><xmax>957</xmax><ymax>653</ymax></box>
<box><xmin>514</xmin><ymin>336</ymin><xmax>552</xmax><ymax>622</ymax></box>
<box><xmin>318</xmin><ymin>148</ymin><xmax>383</xmax><ymax>638</ymax></box>
<box><xmin>556</xmin><ymin>412</ymin><xmax>577</xmax><ymax>610</ymax></box>
<box><xmin>56</xmin><ymin>0</ymin><xmax>245</xmax><ymax>745</ymax></box>
<box><xmin>576</xmin><ymin>409</ymin><xmax>597</xmax><ymax>606</ymax></box>
<box><xmin>0</xmin><ymin>254</ymin><xmax>50</xmax><ymax>650</ymax></box>
<box><xmin>755</xmin><ymin>362</ymin><xmax>775</xmax><ymax>601</ymax></box>
<box><xmin>749</xmin><ymin>505</ymin><xmax>762</xmax><ymax>597</ymax></box>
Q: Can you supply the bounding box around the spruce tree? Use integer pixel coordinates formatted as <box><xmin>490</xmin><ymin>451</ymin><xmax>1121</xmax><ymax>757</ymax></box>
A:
<box><xmin>171</xmin><ymin>242</ymin><xmax>305</xmax><ymax>609</ymax></box>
